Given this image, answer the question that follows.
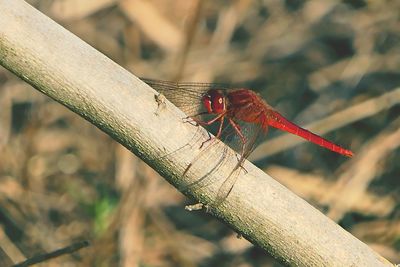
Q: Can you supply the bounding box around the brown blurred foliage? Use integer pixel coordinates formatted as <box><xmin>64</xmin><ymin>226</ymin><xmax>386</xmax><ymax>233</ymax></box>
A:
<box><xmin>0</xmin><ymin>0</ymin><xmax>399</xmax><ymax>266</ymax></box>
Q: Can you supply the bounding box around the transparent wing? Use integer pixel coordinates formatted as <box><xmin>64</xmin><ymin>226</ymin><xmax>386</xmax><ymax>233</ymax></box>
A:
<box><xmin>221</xmin><ymin>119</ymin><xmax>267</xmax><ymax>160</ymax></box>
<box><xmin>212</xmin><ymin>123</ymin><xmax>267</xmax><ymax>207</ymax></box>
<box><xmin>143</xmin><ymin>79</ymin><xmax>267</xmax><ymax>206</ymax></box>
<box><xmin>142</xmin><ymin>78</ymin><xmax>232</xmax><ymax>117</ymax></box>
<box><xmin>143</xmin><ymin>78</ymin><xmax>267</xmax><ymax>157</ymax></box>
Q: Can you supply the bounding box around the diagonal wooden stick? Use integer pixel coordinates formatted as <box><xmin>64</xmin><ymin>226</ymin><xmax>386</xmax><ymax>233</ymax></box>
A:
<box><xmin>0</xmin><ymin>1</ymin><xmax>393</xmax><ymax>266</ymax></box>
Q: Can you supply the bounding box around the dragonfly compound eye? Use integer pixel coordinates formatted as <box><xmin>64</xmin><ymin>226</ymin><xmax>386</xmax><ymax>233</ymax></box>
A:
<box><xmin>208</xmin><ymin>90</ymin><xmax>225</xmax><ymax>114</ymax></box>
<box><xmin>202</xmin><ymin>93</ymin><xmax>213</xmax><ymax>113</ymax></box>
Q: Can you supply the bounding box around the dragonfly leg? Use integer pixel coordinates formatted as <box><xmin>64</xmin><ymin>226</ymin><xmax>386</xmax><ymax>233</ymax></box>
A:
<box><xmin>215</xmin><ymin>116</ymin><xmax>225</xmax><ymax>139</ymax></box>
<box><xmin>238</xmin><ymin>162</ymin><xmax>249</xmax><ymax>174</ymax></box>
<box><xmin>200</xmin><ymin>131</ymin><xmax>213</xmax><ymax>149</ymax></box>
<box><xmin>232</xmin><ymin>153</ymin><xmax>248</xmax><ymax>174</ymax></box>
<box><xmin>200</xmin><ymin>116</ymin><xmax>226</xmax><ymax>148</ymax></box>
<box><xmin>227</xmin><ymin>118</ymin><xmax>249</xmax><ymax>173</ymax></box>
<box><xmin>189</xmin><ymin>112</ymin><xmax>225</xmax><ymax>126</ymax></box>
<box><xmin>183</xmin><ymin>117</ymin><xmax>198</xmax><ymax>126</ymax></box>
<box><xmin>227</xmin><ymin>118</ymin><xmax>246</xmax><ymax>155</ymax></box>
<box><xmin>182</xmin><ymin>111</ymin><xmax>210</xmax><ymax>126</ymax></box>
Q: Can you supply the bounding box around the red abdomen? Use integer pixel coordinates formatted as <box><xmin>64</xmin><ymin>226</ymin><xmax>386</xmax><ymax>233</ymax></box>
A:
<box><xmin>266</xmin><ymin>111</ymin><xmax>354</xmax><ymax>157</ymax></box>
<box><xmin>226</xmin><ymin>89</ymin><xmax>353</xmax><ymax>157</ymax></box>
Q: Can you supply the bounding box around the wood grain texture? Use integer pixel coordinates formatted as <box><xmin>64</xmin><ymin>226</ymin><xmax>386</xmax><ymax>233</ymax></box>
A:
<box><xmin>0</xmin><ymin>0</ymin><xmax>393</xmax><ymax>266</ymax></box>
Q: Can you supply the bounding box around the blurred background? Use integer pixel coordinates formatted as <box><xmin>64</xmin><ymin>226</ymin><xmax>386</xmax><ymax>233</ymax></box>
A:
<box><xmin>0</xmin><ymin>0</ymin><xmax>399</xmax><ymax>266</ymax></box>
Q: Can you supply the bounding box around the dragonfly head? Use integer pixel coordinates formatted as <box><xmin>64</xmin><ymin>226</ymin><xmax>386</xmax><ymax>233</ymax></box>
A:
<box><xmin>203</xmin><ymin>89</ymin><xmax>226</xmax><ymax>114</ymax></box>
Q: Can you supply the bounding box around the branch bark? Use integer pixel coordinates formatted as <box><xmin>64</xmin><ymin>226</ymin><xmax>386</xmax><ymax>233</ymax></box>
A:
<box><xmin>0</xmin><ymin>0</ymin><xmax>393</xmax><ymax>266</ymax></box>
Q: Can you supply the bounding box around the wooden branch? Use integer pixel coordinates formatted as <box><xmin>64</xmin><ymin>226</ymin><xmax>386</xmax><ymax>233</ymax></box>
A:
<box><xmin>0</xmin><ymin>0</ymin><xmax>393</xmax><ymax>266</ymax></box>
<box><xmin>12</xmin><ymin>240</ymin><xmax>90</xmax><ymax>267</ymax></box>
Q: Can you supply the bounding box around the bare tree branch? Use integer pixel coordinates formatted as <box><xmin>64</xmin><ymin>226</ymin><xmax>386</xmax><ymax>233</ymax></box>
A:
<box><xmin>12</xmin><ymin>241</ymin><xmax>90</xmax><ymax>267</ymax></box>
<box><xmin>0</xmin><ymin>0</ymin><xmax>393</xmax><ymax>266</ymax></box>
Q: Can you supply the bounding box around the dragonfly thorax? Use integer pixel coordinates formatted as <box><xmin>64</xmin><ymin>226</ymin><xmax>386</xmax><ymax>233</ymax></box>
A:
<box><xmin>202</xmin><ymin>89</ymin><xmax>226</xmax><ymax>114</ymax></box>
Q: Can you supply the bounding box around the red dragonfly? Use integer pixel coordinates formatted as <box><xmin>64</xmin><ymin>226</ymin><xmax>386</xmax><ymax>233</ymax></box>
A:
<box><xmin>143</xmin><ymin>78</ymin><xmax>354</xmax><ymax>161</ymax></box>
<box><xmin>143</xmin><ymin>79</ymin><xmax>353</xmax><ymax>207</ymax></box>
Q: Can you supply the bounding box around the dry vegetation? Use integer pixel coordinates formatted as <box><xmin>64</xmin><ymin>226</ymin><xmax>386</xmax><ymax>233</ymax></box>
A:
<box><xmin>0</xmin><ymin>0</ymin><xmax>399</xmax><ymax>266</ymax></box>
